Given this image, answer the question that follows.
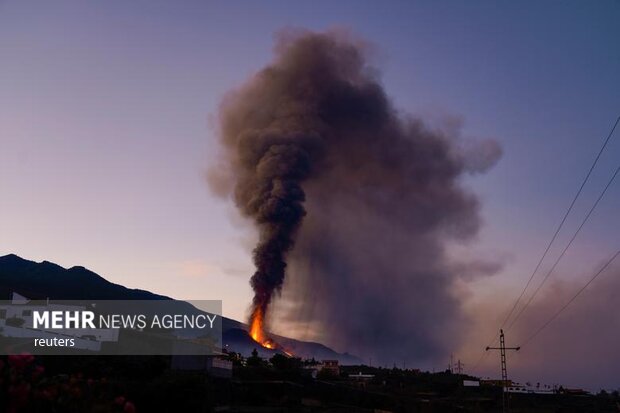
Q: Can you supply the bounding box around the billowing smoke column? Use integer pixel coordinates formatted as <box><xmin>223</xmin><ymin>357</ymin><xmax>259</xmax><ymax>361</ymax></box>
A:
<box><xmin>212</xmin><ymin>30</ymin><xmax>501</xmax><ymax>361</ymax></box>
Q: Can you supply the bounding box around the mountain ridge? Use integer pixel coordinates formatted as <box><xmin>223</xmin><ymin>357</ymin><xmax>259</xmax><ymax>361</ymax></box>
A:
<box><xmin>0</xmin><ymin>254</ymin><xmax>361</xmax><ymax>364</ymax></box>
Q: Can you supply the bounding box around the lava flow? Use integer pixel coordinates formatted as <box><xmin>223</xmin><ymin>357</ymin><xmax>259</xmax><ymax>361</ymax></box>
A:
<box><xmin>249</xmin><ymin>308</ymin><xmax>292</xmax><ymax>356</ymax></box>
<box><xmin>249</xmin><ymin>307</ymin><xmax>270</xmax><ymax>347</ymax></box>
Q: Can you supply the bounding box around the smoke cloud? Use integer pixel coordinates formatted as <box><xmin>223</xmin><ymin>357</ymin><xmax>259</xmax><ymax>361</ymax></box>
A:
<box><xmin>211</xmin><ymin>30</ymin><xmax>501</xmax><ymax>366</ymax></box>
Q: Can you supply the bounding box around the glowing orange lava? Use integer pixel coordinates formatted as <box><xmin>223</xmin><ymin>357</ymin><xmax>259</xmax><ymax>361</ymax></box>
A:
<box><xmin>249</xmin><ymin>308</ymin><xmax>293</xmax><ymax>356</ymax></box>
<box><xmin>249</xmin><ymin>307</ymin><xmax>267</xmax><ymax>344</ymax></box>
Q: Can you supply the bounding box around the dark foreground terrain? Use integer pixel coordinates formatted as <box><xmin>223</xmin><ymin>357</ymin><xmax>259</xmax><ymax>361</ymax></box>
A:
<box><xmin>0</xmin><ymin>352</ymin><xmax>617</xmax><ymax>413</ymax></box>
<box><xmin>1</xmin><ymin>255</ymin><xmax>617</xmax><ymax>412</ymax></box>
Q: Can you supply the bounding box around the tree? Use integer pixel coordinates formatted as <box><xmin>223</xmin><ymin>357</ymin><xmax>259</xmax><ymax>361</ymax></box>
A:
<box><xmin>270</xmin><ymin>354</ymin><xmax>301</xmax><ymax>371</ymax></box>
<box><xmin>225</xmin><ymin>351</ymin><xmax>244</xmax><ymax>367</ymax></box>
<box><xmin>246</xmin><ymin>348</ymin><xmax>262</xmax><ymax>367</ymax></box>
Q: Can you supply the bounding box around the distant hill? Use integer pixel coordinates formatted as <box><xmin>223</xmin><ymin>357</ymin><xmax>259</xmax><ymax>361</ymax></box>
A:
<box><xmin>0</xmin><ymin>253</ymin><xmax>170</xmax><ymax>301</ymax></box>
<box><xmin>0</xmin><ymin>254</ymin><xmax>361</xmax><ymax>364</ymax></box>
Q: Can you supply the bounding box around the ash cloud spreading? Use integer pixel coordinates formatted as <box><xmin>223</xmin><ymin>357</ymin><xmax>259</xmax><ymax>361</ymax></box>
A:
<box><xmin>211</xmin><ymin>30</ymin><xmax>501</xmax><ymax>365</ymax></box>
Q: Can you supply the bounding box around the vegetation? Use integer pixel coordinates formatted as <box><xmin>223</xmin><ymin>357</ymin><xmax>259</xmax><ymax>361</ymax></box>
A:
<box><xmin>1</xmin><ymin>351</ymin><xmax>618</xmax><ymax>412</ymax></box>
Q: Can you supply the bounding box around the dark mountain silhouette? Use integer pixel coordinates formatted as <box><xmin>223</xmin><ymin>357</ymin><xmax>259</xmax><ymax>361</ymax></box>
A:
<box><xmin>0</xmin><ymin>254</ymin><xmax>360</xmax><ymax>364</ymax></box>
<box><xmin>0</xmin><ymin>253</ymin><xmax>168</xmax><ymax>301</ymax></box>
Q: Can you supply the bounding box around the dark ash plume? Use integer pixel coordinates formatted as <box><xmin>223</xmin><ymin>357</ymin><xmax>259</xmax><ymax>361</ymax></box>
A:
<box><xmin>211</xmin><ymin>30</ymin><xmax>500</xmax><ymax>364</ymax></box>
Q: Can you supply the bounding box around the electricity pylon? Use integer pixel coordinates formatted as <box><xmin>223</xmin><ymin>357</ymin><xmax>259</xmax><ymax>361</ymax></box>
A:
<box><xmin>455</xmin><ymin>359</ymin><xmax>464</xmax><ymax>374</ymax></box>
<box><xmin>486</xmin><ymin>329</ymin><xmax>520</xmax><ymax>413</ymax></box>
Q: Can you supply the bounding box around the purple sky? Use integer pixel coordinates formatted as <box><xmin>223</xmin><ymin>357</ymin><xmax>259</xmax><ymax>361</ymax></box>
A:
<box><xmin>1</xmin><ymin>0</ymin><xmax>619</xmax><ymax>389</ymax></box>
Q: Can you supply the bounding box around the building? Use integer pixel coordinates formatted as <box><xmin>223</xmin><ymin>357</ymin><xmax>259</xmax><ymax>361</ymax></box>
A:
<box><xmin>480</xmin><ymin>379</ymin><xmax>514</xmax><ymax>387</ymax></box>
<box><xmin>0</xmin><ymin>292</ymin><xmax>119</xmax><ymax>351</ymax></box>
<box><xmin>171</xmin><ymin>355</ymin><xmax>233</xmax><ymax>379</ymax></box>
<box><xmin>320</xmin><ymin>360</ymin><xmax>340</xmax><ymax>376</ymax></box>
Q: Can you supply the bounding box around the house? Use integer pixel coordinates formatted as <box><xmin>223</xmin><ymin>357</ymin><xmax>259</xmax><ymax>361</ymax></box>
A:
<box><xmin>480</xmin><ymin>379</ymin><xmax>514</xmax><ymax>387</ymax></box>
<box><xmin>559</xmin><ymin>387</ymin><xmax>589</xmax><ymax>396</ymax></box>
<box><xmin>0</xmin><ymin>292</ymin><xmax>118</xmax><ymax>352</ymax></box>
<box><xmin>171</xmin><ymin>355</ymin><xmax>233</xmax><ymax>379</ymax></box>
<box><xmin>320</xmin><ymin>359</ymin><xmax>340</xmax><ymax>376</ymax></box>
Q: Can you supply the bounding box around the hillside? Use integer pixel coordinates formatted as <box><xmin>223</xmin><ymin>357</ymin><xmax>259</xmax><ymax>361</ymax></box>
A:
<box><xmin>0</xmin><ymin>254</ymin><xmax>360</xmax><ymax>363</ymax></box>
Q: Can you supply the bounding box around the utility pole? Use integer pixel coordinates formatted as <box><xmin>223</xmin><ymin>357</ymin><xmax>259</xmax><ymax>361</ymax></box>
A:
<box><xmin>486</xmin><ymin>329</ymin><xmax>520</xmax><ymax>413</ymax></box>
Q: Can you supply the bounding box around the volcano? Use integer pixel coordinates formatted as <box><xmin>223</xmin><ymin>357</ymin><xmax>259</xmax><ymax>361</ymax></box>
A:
<box><xmin>0</xmin><ymin>254</ymin><xmax>361</xmax><ymax>363</ymax></box>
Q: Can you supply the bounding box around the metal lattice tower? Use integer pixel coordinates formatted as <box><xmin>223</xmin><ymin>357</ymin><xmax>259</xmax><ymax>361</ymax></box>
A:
<box><xmin>500</xmin><ymin>330</ymin><xmax>507</xmax><ymax>384</ymax></box>
<box><xmin>486</xmin><ymin>329</ymin><xmax>520</xmax><ymax>413</ymax></box>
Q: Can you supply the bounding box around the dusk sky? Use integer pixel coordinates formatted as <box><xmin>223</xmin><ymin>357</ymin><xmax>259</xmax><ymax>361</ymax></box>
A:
<box><xmin>1</xmin><ymin>1</ymin><xmax>619</xmax><ymax>389</ymax></box>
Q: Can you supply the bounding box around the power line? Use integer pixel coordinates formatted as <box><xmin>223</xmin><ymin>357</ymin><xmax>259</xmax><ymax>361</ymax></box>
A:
<box><xmin>469</xmin><ymin>114</ymin><xmax>619</xmax><ymax>375</ymax></box>
<box><xmin>519</xmin><ymin>248</ymin><xmax>620</xmax><ymax>348</ymax></box>
<box><xmin>507</xmin><ymin>163</ymin><xmax>620</xmax><ymax>330</ymax></box>
<box><xmin>498</xmin><ymin>115</ymin><xmax>620</xmax><ymax>331</ymax></box>
<box><xmin>470</xmin><ymin>347</ymin><xmax>490</xmax><ymax>373</ymax></box>
<box><xmin>470</xmin><ymin>328</ymin><xmax>505</xmax><ymax>376</ymax></box>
